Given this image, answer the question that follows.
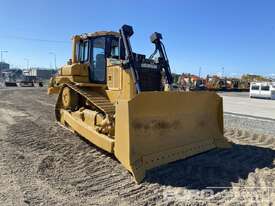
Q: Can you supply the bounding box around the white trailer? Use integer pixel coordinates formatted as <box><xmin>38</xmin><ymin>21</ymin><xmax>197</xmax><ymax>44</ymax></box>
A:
<box><xmin>250</xmin><ymin>82</ymin><xmax>275</xmax><ymax>99</ymax></box>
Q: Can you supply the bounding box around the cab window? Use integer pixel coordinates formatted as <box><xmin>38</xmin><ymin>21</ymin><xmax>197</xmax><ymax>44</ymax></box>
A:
<box><xmin>78</xmin><ymin>41</ymin><xmax>89</xmax><ymax>62</ymax></box>
<box><xmin>91</xmin><ymin>37</ymin><xmax>106</xmax><ymax>83</ymax></box>
<box><xmin>105</xmin><ymin>37</ymin><xmax>119</xmax><ymax>59</ymax></box>
<box><xmin>110</xmin><ymin>39</ymin><xmax>119</xmax><ymax>57</ymax></box>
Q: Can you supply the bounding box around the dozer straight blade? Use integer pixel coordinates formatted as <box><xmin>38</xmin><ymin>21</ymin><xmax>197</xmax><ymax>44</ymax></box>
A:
<box><xmin>114</xmin><ymin>91</ymin><xmax>231</xmax><ymax>182</ymax></box>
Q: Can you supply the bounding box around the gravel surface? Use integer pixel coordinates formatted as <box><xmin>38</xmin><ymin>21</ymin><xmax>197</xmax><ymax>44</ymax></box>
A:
<box><xmin>0</xmin><ymin>88</ymin><xmax>274</xmax><ymax>205</ymax></box>
<box><xmin>225</xmin><ymin>114</ymin><xmax>275</xmax><ymax>136</ymax></box>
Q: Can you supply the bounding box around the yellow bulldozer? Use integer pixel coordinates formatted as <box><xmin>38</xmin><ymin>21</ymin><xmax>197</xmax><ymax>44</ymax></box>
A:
<box><xmin>48</xmin><ymin>25</ymin><xmax>230</xmax><ymax>183</ymax></box>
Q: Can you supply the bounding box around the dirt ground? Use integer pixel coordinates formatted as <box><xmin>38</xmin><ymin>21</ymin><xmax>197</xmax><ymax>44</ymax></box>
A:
<box><xmin>0</xmin><ymin>88</ymin><xmax>274</xmax><ymax>205</ymax></box>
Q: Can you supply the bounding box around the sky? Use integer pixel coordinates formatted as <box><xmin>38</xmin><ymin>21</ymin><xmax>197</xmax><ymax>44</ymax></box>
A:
<box><xmin>0</xmin><ymin>0</ymin><xmax>275</xmax><ymax>77</ymax></box>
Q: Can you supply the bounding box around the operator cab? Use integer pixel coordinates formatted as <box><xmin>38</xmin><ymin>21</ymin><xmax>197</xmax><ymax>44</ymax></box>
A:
<box><xmin>75</xmin><ymin>32</ymin><xmax>120</xmax><ymax>84</ymax></box>
<box><xmin>74</xmin><ymin>25</ymin><xmax>173</xmax><ymax>93</ymax></box>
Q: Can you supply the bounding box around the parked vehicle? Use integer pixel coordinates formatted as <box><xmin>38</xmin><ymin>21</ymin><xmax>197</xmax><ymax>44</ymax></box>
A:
<box><xmin>19</xmin><ymin>76</ymin><xmax>43</xmax><ymax>87</ymax></box>
<box><xmin>250</xmin><ymin>82</ymin><xmax>275</xmax><ymax>99</ymax></box>
<box><xmin>178</xmin><ymin>73</ymin><xmax>206</xmax><ymax>91</ymax></box>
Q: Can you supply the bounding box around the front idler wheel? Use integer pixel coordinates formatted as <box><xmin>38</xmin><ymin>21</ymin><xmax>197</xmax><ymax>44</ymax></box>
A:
<box><xmin>62</xmin><ymin>87</ymin><xmax>79</xmax><ymax>111</ymax></box>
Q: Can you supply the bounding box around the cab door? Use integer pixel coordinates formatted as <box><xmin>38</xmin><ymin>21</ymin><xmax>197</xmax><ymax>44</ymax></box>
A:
<box><xmin>90</xmin><ymin>37</ymin><xmax>106</xmax><ymax>83</ymax></box>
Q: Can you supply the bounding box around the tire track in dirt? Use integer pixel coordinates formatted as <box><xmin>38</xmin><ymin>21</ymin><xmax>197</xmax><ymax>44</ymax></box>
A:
<box><xmin>5</xmin><ymin>118</ymin><xmax>275</xmax><ymax>205</ymax></box>
<box><xmin>1</xmin><ymin>88</ymin><xmax>275</xmax><ymax>205</ymax></box>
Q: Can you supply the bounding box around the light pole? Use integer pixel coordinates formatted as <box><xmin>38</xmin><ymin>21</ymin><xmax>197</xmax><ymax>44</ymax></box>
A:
<box><xmin>24</xmin><ymin>58</ymin><xmax>30</xmax><ymax>69</ymax></box>
<box><xmin>199</xmin><ymin>67</ymin><xmax>202</xmax><ymax>78</ymax></box>
<box><xmin>0</xmin><ymin>50</ymin><xmax>8</xmax><ymax>71</ymax></box>
<box><xmin>49</xmin><ymin>52</ymin><xmax>57</xmax><ymax>70</ymax></box>
<box><xmin>222</xmin><ymin>67</ymin><xmax>225</xmax><ymax>77</ymax></box>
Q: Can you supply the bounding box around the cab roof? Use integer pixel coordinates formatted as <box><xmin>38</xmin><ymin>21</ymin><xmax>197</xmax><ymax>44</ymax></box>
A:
<box><xmin>80</xmin><ymin>31</ymin><xmax>120</xmax><ymax>39</ymax></box>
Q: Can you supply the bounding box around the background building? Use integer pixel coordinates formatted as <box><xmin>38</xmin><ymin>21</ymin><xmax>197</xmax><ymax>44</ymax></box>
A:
<box><xmin>0</xmin><ymin>62</ymin><xmax>10</xmax><ymax>72</ymax></box>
